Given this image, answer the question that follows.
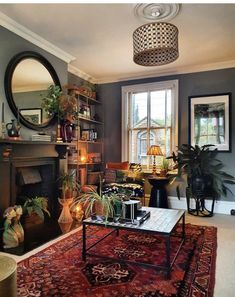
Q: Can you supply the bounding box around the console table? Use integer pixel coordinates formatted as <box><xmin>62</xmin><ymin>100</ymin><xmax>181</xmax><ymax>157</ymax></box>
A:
<box><xmin>82</xmin><ymin>207</ymin><xmax>185</xmax><ymax>279</ymax></box>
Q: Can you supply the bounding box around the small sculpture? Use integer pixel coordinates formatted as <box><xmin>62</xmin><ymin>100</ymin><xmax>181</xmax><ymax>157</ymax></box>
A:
<box><xmin>6</xmin><ymin>119</ymin><xmax>20</xmax><ymax>138</ymax></box>
<box><xmin>3</xmin><ymin>205</ymin><xmax>24</xmax><ymax>249</ymax></box>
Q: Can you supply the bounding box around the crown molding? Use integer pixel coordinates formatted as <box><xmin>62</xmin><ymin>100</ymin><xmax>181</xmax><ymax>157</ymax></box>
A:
<box><xmin>68</xmin><ymin>64</ymin><xmax>96</xmax><ymax>83</ymax></box>
<box><xmin>96</xmin><ymin>59</ymin><xmax>235</xmax><ymax>84</ymax></box>
<box><xmin>0</xmin><ymin>11</ymin><xmax>75</xmax><ymax>63</ymax></box>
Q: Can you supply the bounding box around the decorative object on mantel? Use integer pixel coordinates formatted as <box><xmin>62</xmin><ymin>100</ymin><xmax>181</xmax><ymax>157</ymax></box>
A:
<box><xmin>57</xmin><ymin>171</ymin><xmax>80</xmax><ymax>223</ymax></box>
<box><xmin>147</xmin><ymin>145</ymin><xmax>163</xmax><ymax>175</ymax></box>
<box><xmin>6</xmin><ymin>119</ymin><xmax>21</xmax><ymax>139</ymax></box>
<box><xmin>133</xmin><ymin>3</ymin><xmax>180</xmax><ymax>66</ymax></box>
<box><xmin>31</xmin><ymin>133</ymin><xmax>51</xmax><ymax>142</ymax></box>
<box><xmin>0</xmin><ymin>102</ymin><xmax>6</xmax><ymax>139</ymax></box>
<box><xmin>41</xmin><ymin>85</ymin><xmax>77</xmax><ymax>143</ymax></box>
<box><xmin>3</xmin><ymin>205</ymin><xmax>24</xmax><ymax>249</ymax></box>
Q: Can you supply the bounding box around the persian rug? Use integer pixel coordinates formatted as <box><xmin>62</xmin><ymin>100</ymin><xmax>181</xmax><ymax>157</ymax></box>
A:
<box><xmin>17</xmin><ymin>223</ymin><xmax>217</xmax><ymax>297</ymax></box>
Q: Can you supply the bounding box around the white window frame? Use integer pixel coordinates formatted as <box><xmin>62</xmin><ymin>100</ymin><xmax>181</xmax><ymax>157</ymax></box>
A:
<box><xmin>121</xmin><ymin>80</ymin><xmax>179</xmax><ymax>164</ymax></box>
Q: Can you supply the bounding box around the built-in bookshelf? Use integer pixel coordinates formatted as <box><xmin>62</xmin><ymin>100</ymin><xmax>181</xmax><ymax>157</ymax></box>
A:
<box><xmin>66</xmin><ymin>87</ymin><xmax>104</xmax><ymax>186</ymax></box>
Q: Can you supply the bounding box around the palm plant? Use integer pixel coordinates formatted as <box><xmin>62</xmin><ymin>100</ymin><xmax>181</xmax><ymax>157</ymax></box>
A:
<box><xmin>168</xmin><ymin>144</ymin><xmax>235</xmax><ymax>198</ymax></box>
<box><xmin>58</xmin><ymin>172</ymin><xmax>80</xmax><ymax>199</ymax></box>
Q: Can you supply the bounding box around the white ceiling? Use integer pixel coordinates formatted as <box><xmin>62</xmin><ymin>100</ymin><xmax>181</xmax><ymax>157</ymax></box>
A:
<box><xmin>1</xmin><ymin>3</ymin><xmax>235</xmax><ymax>83</ymax></box>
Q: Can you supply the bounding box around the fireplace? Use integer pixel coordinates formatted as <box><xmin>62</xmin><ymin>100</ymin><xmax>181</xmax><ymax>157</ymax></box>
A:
<box><xmin>0</xmin><ymin>140</ymin><xmax>68</xmax><ymax>226</ymax></box>
<box><xmin>13</xmin><ymin>159</ymin><xmax>58</xmax><ymax>217</ymax></box>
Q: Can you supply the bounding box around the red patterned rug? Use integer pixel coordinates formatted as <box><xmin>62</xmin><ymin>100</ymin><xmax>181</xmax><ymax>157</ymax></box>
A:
<box><xmin>17</xmin><ymin>223</ymin><xmax>217</xmax><ymax>297</ymax></box>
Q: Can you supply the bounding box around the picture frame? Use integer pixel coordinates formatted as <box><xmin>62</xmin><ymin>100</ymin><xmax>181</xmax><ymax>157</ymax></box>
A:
<box><xmin>189</xmin><ymin>93</ymin><xmax>231</xmax><ymax>152</ymax></box>
<box><xmin>20</xmin><ymin>108</ymin><xmax>42</xmax><ymax>125</ymax></box>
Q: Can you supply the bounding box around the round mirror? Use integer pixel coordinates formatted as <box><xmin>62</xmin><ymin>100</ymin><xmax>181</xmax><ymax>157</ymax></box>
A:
<box><xmin>4</xmin><ymin>51</ymin><xmax>61</xmax><ymax>130</ymax></box>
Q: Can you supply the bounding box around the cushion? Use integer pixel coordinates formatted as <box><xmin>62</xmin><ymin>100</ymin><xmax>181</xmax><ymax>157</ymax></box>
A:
<box><xmin>106</xmin><ymin>161</ymin><xmax>129</xmax><ymax>170</ymax></box>
<box><xmin>116</xmin><ymin>170</ymin><xmax>129</xmax><ymax>183</ymax></box>
<box><xmin>104</xmin><ymin>169</ymin><xmax>116</xmax><ymax>184</ymax></box>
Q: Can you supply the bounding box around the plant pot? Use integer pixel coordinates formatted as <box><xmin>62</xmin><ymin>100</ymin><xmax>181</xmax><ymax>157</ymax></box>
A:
<box><xmin>58</xmin><ymin>198</ymin><xmax>74</xmax><ymax>223</ymax></box>
<box><xmin>191</xmin><ymin>175</ymin><xmax>213</xmax><ymax>197</ymax></box>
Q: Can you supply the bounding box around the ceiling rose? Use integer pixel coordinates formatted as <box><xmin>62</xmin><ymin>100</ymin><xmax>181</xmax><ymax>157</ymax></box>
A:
<box><xmin>134</xmin><ymin>3</ymin><xmax>180</xmax><ymax>22</ymax></box>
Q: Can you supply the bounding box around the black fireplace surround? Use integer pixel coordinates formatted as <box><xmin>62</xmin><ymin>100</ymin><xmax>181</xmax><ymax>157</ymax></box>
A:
<box><xmin>0</xmin><ymin>140</ymin><xmax>68</xmax><ymax>226</ymax></box>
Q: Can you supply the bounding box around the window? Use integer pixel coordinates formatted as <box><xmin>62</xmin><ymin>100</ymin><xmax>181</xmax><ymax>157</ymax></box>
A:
<box><xmin>122</xmin><ymin>80</ymin><xmax>178</xmax><ymax>169</ymax></box>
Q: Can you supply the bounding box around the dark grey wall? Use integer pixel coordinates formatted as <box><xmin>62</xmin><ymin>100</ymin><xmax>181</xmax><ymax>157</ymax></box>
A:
<box><xmin>99</xmin><ymin>67</ymin><xmax>235</xmax><ymax>200</ymax></box>
<box><xmin>0</xmin><ymin>26</ymin><xmax>68</xmax><ymax>139</ymax></box>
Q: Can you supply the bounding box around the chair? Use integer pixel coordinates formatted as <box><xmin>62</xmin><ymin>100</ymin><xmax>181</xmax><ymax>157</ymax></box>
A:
<box><xmin>102</xmin><ymin>162</ymin><xmax>145</xmax><ymax>203</ymax></box>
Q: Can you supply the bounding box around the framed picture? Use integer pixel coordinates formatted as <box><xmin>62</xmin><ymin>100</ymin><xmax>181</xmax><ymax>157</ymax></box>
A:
<box><xmin>189</xmin><ymin>93</ymin><xmax>231</xmax><ymax>152</ymax></box>
<box><xmin>20</xmin><ymin>108</ymin><xmax>42</xmax><ymax>124</ymax></box>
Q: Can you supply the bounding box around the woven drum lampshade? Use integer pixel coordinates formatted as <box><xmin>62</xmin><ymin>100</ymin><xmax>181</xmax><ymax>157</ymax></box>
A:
<box><xmin>133</xmin><ymin>22</ymin><xmax>179</xmax><ymax>66</ymax></box>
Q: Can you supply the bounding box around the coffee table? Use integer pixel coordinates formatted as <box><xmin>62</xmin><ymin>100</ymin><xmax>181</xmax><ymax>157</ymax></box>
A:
<box><xmin>82</xmin><ymin>207</ymin><xmax>185</xmax><ymax>278</ymax></box>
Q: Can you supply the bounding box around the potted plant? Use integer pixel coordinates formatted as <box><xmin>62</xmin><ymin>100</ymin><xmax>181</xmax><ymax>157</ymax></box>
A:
<box><xmin>41</xmin><ymin>85</ymin><xmax>78</xmax><ymax>142</ymax></box>
<box><xmin>16</xmin><ymin>196</ymin><xmax>51</xmax><ymax>227</ymax></box>
<box><xmin>57</xmin><ymin>172</ymin><xmax>80</xmax><ymax>223</ymax></box>
<box><xmin>159</xmin><ymin>158</ymin><xmax>169</xmax><ymax>177</ymax></box>
<box><xmin>71</xmin><ymin>185</ymin><xmax>122</xmax><ymax>222</ymax></box>
<box><xmin>168</xmin><ymin>144</ymin><xmax>235</xmax><ymax>216</ymax></box>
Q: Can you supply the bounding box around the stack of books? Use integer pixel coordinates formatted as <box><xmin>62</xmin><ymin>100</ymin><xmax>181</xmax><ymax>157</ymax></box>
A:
<box><xmin>31</xmin><ymin>134</ymin><xmax>51</xmax><ymax>142</ymax></box>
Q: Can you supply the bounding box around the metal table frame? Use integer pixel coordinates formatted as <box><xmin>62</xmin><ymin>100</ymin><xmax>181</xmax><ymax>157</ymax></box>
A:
<box><xmin>82</xmin><ymin>209</ymin><xmax>185</xmax><ymax>279</ymax></box>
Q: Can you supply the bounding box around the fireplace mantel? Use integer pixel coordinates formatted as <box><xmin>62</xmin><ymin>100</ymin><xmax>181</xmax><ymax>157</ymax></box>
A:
<box><xmin>0</xmin><ymin>139</ymin><xmax>69</xmax><ymax>160</ymax></box>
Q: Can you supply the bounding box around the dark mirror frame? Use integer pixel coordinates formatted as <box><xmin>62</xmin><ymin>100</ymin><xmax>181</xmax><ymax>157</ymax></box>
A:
<box><xmin>4</xmin><ymin>51</ymin><xmax>61</xmax><ymax>131</ymax></box>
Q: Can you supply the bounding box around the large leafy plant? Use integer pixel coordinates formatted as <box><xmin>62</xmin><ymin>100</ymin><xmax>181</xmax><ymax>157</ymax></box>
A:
<box><xmin>169</xmin><ymin>144</ymin><xmax>235</xmax><ymax>198</ymax></box>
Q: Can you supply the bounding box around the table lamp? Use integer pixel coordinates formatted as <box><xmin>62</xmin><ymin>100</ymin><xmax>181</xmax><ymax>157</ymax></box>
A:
<box><xmin>147</xmin><ymin>145</ymin><xmax>163</xmax><ymax>175</ymax></box>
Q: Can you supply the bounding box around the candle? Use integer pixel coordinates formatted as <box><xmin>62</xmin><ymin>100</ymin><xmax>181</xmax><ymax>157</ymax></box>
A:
<box><xmin>1</xmin><ymin>102</ymin><xmax>4</xmax><ymax>123</ymax></box>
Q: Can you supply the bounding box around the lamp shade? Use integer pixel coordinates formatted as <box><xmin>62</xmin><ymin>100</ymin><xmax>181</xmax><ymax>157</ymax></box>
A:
<box><xmin>133</xmin><ymin>22</ymin><xmax>179</xmax><ymax>66</ymax></box>
<box><xmin>147</xmin><ymin>145</ymin><xmax>163</xmax><ymax>156</ymax></box>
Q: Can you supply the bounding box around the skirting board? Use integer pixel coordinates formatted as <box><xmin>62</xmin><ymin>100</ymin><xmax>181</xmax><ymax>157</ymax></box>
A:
<box><xmin>144</xmin><ymin>194</ymin><xmax>235</xmax><ymax>215</ymax></box>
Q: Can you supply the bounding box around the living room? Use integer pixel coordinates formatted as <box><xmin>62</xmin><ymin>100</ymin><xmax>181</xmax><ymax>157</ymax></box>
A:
<box><xmin>0</xmin><ymin>3</ymin><xmax>235</xmax><ymax>297</ymax></box>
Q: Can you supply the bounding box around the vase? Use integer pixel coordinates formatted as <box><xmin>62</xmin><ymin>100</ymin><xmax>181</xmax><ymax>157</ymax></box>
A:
<box><xmin>60</xmin><ymin>119</ymin><xmax>74</xmax><ymax>142</ymax></box>
<box><xmin>6</xmin><ymin>119</ymin><xmax>20</xmax><ymax>138</ymax></box>
<box><xmin>12</xmin><ymin>222</ymin><xmax>24</xmax><ymax>243</ymax></box>
<box><xmin>58</xmin><ymin>198</ymin><xmax>74</xmax><ymax>223</ymax></box>
<box><xmin>3</xmin><ymin>220</ymin><xmax>19</xmax><ymax>249</ymax></box>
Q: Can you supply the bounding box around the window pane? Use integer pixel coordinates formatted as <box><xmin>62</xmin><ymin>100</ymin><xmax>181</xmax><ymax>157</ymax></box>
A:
<box><xmin>130</xmin><ymin>129</ymin><xmax>148</xmax><ymax>165</ymax></box>
<box><xmin>150</xmin><ymin>128</ymin><xmax>166</xmax><ymax>154</ymax></box>
<box><xmin>132</xmin><ymin>92</ymin><xmax>147</xmax><ymax>128</ymax></box>
<box><xmin>150</xmin><ymin>91</ymin><xmax>165</xmax><ymax>127</ymax></box>
<box><xmin>166</xmin><ymin>128</ymin><xmax>171</xmax><ymax>157</ymax></box>
<box><xmin>166</xmin><ymin>90</ymin><xmax>172</xmax><ymax>126</ymax></box>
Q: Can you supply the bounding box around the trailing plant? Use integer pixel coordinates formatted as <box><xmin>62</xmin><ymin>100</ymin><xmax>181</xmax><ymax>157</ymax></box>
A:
<box><xmin>168</xmin><ymin>144</ymin><xmax>235</xmax><ymax>198</ymax></box>
<box><xmin>71</xmin><ymin>185</ymin><xmax>121</xmax><ymax>222</ymax></box>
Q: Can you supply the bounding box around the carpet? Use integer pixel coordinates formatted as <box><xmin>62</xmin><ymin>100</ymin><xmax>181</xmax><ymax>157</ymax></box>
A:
<box><xmin>17</xmin><ymin>223</ymin><xmax>217</xmax><ymax>297</ymax></box>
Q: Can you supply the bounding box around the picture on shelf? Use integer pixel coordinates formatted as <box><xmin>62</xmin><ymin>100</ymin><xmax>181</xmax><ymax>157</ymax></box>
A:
<box><xmin>81</xmin><ymin>130</ymin><xmax>90</xmax><ymax>141</ymax></box>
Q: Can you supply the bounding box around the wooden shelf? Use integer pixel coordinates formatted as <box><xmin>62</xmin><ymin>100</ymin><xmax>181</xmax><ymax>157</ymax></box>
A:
<box><xmin>66</xmin><ymin>87</ymin><xmax>101</xmax><ymax>105</ymax></box>
<box><xmin>68</xmin><ymin>161</ymin><xmax>103</xmax><ymax>166</ymax></box>
<box><xmin>78</xmin><ymin>116</ymin><xmax>103</xmax><ymax>125</ymax></box>
<box><xmin>69</xmin><ymin>140</ymin><xmax>102</xmax><ymax>145</ymax></box>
